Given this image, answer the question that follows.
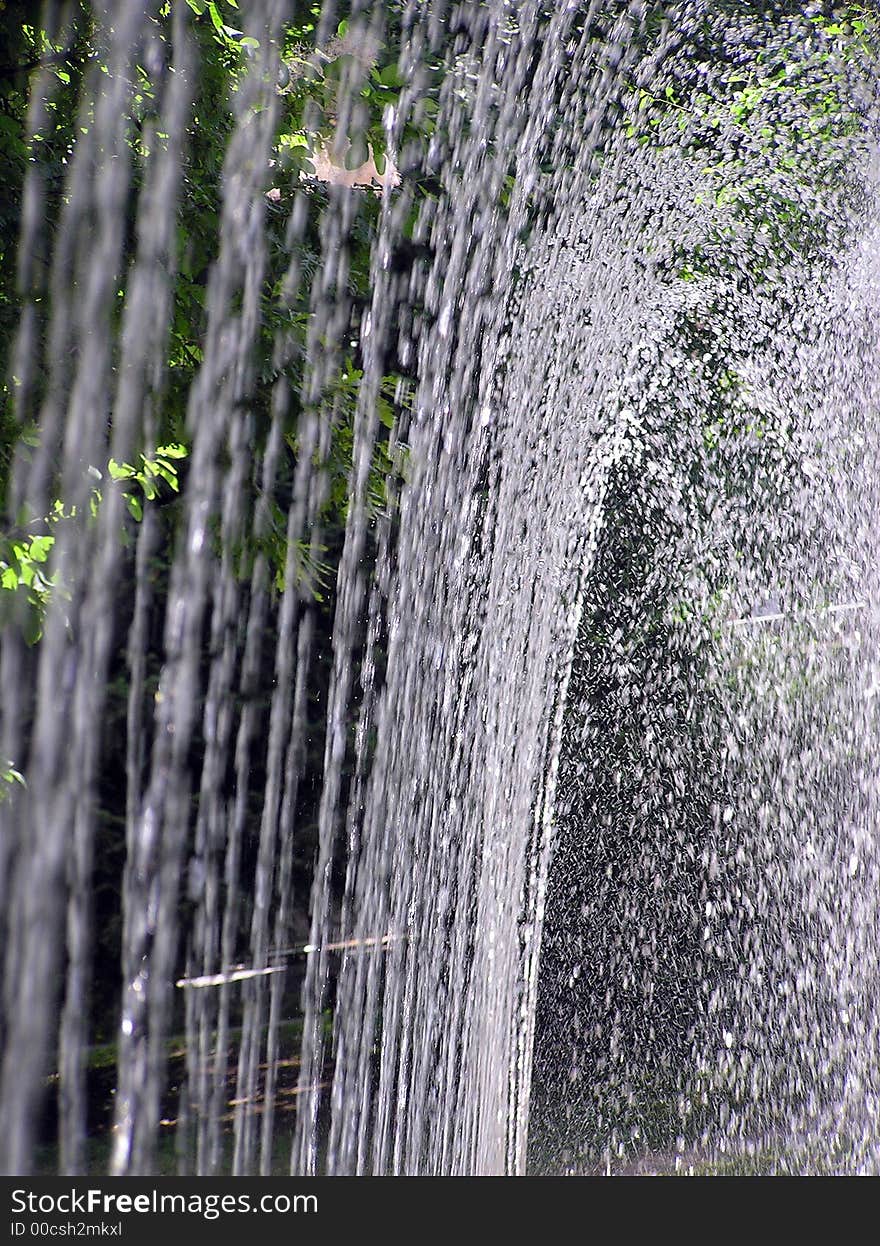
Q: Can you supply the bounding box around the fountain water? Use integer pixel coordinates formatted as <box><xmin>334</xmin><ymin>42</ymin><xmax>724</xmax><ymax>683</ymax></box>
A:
<box><xmin>0</xmin><ymin>0</ymin><xmax>878</xmax><ymax>1176</ymax></box>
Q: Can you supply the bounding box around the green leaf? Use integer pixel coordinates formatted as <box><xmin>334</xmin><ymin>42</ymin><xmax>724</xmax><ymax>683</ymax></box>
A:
<box><xmin>22</xmin><ymin>607</ymin><xmax>42</xmax><ymax>646</ymax></box>
<box><xmin>1</xmin><ymin>761</ymin><xmax>26</xmax><ymax>790</ymax></box>
<box><xmin>126</xmin><ymin>494</ymin><xmax>143</xmax><ymax>522</ymax></box>
<box><xmin>344</xmin><ymin>137</ymin><xmax>369</xmax><ymax>169</ymax></box>
<box><xmin>208</xmin><ymin>3</ymin><xmax>225</xmax><ymax>35</ymax></box>
<box><xmin>27</xmin><ymin>536</ymin><xmax>53</xmax><ymax>563</ymax></box>
<box><xmin>377</xmin><ymin>63</ymin><xmax>403</xmax><ymax>89</ymax></box>
<box><xmin>154</xmin><ymin>464</ymin><xmax>179</xmax><ymax>490</ymax></box>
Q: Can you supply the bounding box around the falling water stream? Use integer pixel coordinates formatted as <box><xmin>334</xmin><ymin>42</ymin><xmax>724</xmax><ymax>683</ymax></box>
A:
<box><xmin>1</xmin><ymin>0</ymin><xmax>879</xmax><ymax>1176</ymax></box>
